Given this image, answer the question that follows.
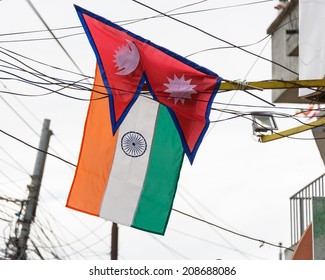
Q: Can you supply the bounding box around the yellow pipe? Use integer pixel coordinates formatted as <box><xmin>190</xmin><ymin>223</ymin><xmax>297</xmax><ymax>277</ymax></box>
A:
<box><xmin>260</xmin><ymin>117</ymin><xmax>325</xmax><ymax>143</ymax></box>
<box><xmin>220</xmin><ymin>79</ymin><xmax>325</xmax><ymax>91</ymax></box>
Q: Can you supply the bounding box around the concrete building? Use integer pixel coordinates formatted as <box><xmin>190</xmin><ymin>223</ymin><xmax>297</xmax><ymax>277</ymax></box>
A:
<box><xmin>267</xmin><ymin>0</ymin><xmax>325</xmax><ymax>259</ymax></box>
<box><xmin>267</xmin><ymin>0</ymin><xmax>300</xmax><ymax>103</ymax></box>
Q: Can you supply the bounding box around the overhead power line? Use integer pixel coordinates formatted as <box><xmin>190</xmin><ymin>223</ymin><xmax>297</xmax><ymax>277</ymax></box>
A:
<box><xmin>2</xmin><ymin>45</ymin><xmax>325</xmax><ymax>130</ymax></box>
<box><xmin>0</xmin><ymin>128</ymin><xmax>76</xmax><ymax>167</ymax></box>
<box><xmin>0</xmin><ymin>46</ymin><xmax>92</xmax><ymax>79</ymax></box>
<box><xmin>173</xmin><ymin>208</ymin><xmax>293</xmax><ymax>252</ymax></box>
<box><xmin>1</xmin><ymin>43</ymin><xmax>320</xmax><ymax>114</ymax></box>
<box><xmin>25</xmin><ymin>0</ymin><xmax>85</xmax><ymax>76</ymax></box>
<box><xmin>178</xmin><ymin>191</ymin><xmax>250</xmax><ymax>259</ymax></box>
<box><xmin>0</xmin><ymin>25</ymin><xmax>82</xmax><ymax>38</ymax></box>
<box><xmin>170</xmin><ymin>228</ymin><xmax>266</xmax><ymax>259</ymax></box>
<box><xmin>131</xmin><ymin>0</ymin><xmax>298</xmax><ymax>76</ymax></box>
<box><xmin>0</xmin><ymin>1</ymin><xmax>273</xmax><ymax>39</ymax></box>
<box><xmin>186</xmin><ymin>16</ymin><xmax>298</xmax><ymax>58</ymax></box>
<box><xmin>116</xmin><ymin>0</ymin><xmax>274</xmax><ymax>26</ymax></box>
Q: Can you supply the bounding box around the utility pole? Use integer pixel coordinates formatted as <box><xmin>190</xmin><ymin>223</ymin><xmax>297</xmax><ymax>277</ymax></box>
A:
<box><xmin>13</xmin><ymin>119</ymin><xmax>52</xmax><ymax>259</ymax></box>
<box><xmin>111</xmin><ymin>222</ymin><xmax>118</xmax><ymax>260</ymax></box>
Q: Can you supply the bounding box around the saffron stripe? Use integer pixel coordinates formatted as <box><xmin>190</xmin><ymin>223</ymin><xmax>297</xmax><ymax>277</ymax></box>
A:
<box><xmin>66</xmin><ymin>67</ymin><xmax>117</xmax><ymax>216</ymax></box>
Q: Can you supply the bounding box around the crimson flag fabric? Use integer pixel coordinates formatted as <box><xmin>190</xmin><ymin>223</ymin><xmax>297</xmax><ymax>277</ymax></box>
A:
<box><xmin>76</xmin><ymin>6</ymin><xmax>145</xmax><ymax>133</ymax></box>
<box><xmin>75</xmin><ymin>5</ymin><xmax>222</xmax><ymax>163</ymax></box>
<box><xmin>142</xmin><ymin>47</ymin><xmax>221</xmax><ymax>163</ymax></box>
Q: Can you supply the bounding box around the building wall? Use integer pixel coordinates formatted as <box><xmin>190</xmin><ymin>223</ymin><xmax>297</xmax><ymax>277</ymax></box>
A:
<box><xmin>267</xmin><ymin>0</ymin><xmax>305</xmax><ymax>103</ymax></box>
<box><xmin>268</xmin><ymin>1</ymin><xmax>325</xmax><ymax>164</ymax></box>
<box><xmin>313</xmin><ymin>197</ymin><xmax>325</xmax><ymax>259</ymax></box>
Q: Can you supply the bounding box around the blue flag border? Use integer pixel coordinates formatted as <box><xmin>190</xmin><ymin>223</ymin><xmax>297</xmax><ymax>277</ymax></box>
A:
<box><xmin>75</xmin><ymin>5</ymin><xmax>223</xmax><ymax>163</ymax></box>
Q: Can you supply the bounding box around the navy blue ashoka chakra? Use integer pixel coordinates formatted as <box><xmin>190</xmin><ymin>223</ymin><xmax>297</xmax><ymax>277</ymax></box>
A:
<box><xmin>121</xmin><ymin>131</ymin><xmax>147</xmax><ymax>157</ymax></box>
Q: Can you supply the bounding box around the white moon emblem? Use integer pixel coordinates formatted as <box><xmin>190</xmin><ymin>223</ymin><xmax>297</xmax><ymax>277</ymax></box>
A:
<box><xmin>113</xmin><ymin>40</ymin><xmax>140</xmax><ymax>76</ymax></box>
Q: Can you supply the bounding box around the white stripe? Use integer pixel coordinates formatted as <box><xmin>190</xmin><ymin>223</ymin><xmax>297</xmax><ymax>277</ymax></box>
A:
<box><xmin>99</xmin><ymin>97</ymin><xmax>159</xmax><ymax>226</ymax></box>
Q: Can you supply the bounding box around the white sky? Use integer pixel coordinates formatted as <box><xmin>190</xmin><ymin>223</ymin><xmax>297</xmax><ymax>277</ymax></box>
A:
<box><xmin>0</xmin><ymin>0</ymin><xmax>324</xmax><ymax>260</ymax></box>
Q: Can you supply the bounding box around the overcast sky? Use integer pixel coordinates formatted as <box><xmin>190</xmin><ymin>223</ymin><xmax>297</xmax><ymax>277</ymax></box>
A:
<box><xmin>0</xmin><ymin>0</ymin><xmax>324</xmax><ymax>260</ymax></box>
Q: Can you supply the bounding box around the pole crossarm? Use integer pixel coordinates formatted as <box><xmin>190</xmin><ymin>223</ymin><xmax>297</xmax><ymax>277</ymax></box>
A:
<box><xmin>141</xmin><ymin>79</ymin><xmax>325</xmax><ymax>92</ymax></box>
<box><xmin>260</xmin><ymin>117</ymin><xmax>325</xmax><ymax>143</ymax></box>
<box><xmin>220</xmin><ymin>79</ymin><xmax>325</xmax><ymax>91</ymax></box>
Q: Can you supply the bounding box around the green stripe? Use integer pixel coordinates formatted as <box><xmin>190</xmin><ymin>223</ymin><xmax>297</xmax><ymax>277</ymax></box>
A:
<box><xmin>132</xmin><ymin>105</ymin><xmax>184</xmax><ymax>235</ymax></box>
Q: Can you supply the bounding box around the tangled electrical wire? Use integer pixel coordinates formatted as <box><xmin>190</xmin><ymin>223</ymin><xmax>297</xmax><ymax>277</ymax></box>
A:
<box><xmin>1</xmin><ymin>45</ymin><xmax>324</xmax><ymax>141</ymax></box>
<box><xmin>0</xmin><ymin>0</ymin><xmax>321</xmax><ymax>260</ymax></box>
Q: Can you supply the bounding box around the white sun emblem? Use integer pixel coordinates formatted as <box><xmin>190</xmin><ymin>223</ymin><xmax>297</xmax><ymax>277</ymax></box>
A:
<box><xmin>113</xmin><ymin>39</ymin><xmax>140</xmax><ymax>76</ymax></box>
<box><xmin>163</xmin><ymin>74</ymin><xmax>197</xmax><ymax>105</ymax></box>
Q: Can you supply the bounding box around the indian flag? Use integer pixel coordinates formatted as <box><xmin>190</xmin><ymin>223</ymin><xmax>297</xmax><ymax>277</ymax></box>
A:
<box><xmin>66</xmin><ymin>67</ymin><xmax>184</xmax><ymax>235</ymax></box>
